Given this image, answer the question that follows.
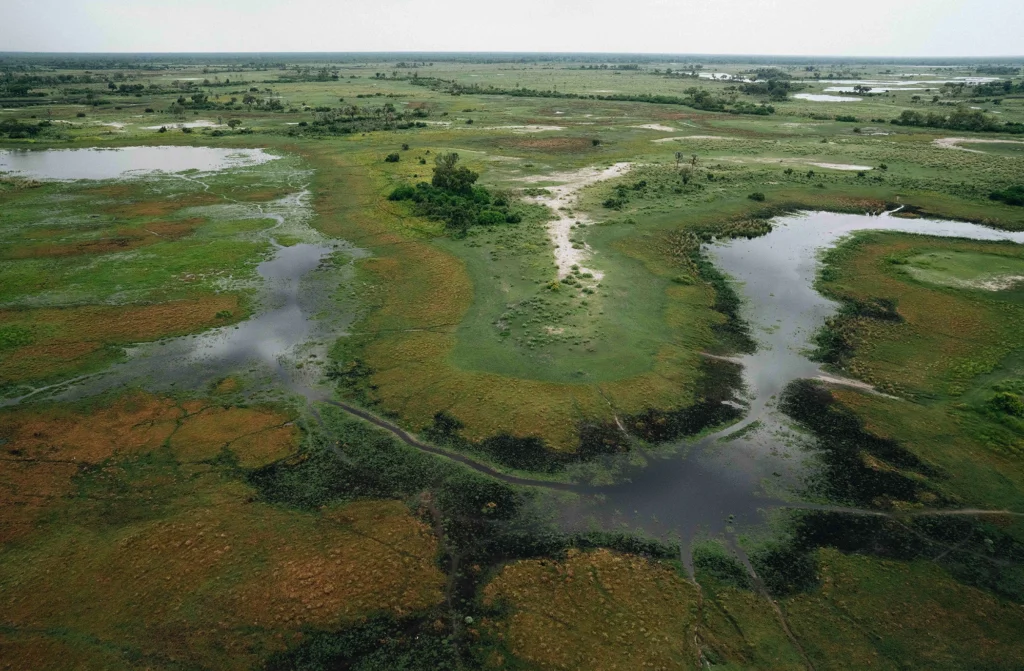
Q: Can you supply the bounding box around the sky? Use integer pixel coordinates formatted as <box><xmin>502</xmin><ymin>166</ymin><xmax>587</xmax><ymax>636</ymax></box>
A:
<box><xmin>1</xmin><ymin>0</ymin><xmax>1022</xmax><ymax>57</ymax></box>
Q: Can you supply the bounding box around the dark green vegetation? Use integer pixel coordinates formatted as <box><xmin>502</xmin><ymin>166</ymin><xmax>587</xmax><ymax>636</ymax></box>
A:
<box><xmin>893</xmin><ymin>107</ymin><xmax>1024</xmax><ymax>133</ymax></box>
<box><xmin>991</xmin><ymin>184</ymin><xmax>1024</xmax><ymax>206</ymax></box>
<box><xmin>4</xmin><ymin>52</ymin><xmax>1024</xmax><ymax>669</ymax></box>
<box><xmin>388</xmin><ymin>153</ymin><xmax>522</xmax><ymax>235</ymax></box>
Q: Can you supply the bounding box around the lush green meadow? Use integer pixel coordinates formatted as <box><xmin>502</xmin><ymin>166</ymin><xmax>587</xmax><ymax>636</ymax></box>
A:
<box><xmin>3</xmin><ymin>54</ymin><xmax>1024</xmax><ymax>669</ymax></box>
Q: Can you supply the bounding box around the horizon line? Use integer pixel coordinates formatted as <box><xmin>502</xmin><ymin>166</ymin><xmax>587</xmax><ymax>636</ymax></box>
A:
<box><xmin>1</xmin><ymin>50</ymin><xmax>1023</xmax><ymax>61</ymax></box>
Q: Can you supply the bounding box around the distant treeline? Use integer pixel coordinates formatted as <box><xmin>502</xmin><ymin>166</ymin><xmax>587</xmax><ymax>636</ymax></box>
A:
<box><xmin>412</xmin><ymin>78</ymin><xmax>775</xmax><ymax>115</ymax></box>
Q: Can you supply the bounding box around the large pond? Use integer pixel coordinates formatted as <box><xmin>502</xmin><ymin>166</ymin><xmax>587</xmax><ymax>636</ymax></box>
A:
<box><xmin>0</xmin><ymin>146</ymin><xmax>278</xmax><ymax>180</ymax></box>
<box><xmin>556</xmin><ymin>210</ymin><xmax>1024</xmax><ymax>557</ymax></box>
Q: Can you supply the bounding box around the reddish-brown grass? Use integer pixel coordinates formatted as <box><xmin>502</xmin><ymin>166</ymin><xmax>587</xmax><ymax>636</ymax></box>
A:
<box><xmin>0</xmin><ymin>294</ymin><xmax>241</xmax><ymax>382</ymax></box>
<box><xmin>482</xmin><ymin>548</ymin><xmax>700</xmax><ymax>670</ymax></box>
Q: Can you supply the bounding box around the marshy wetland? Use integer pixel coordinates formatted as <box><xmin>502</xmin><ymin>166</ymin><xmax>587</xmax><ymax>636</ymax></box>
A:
<box><xmin>3</xmin><ymin>54</ymin><xmax>1024</xmax><ymax>670</ymax></box>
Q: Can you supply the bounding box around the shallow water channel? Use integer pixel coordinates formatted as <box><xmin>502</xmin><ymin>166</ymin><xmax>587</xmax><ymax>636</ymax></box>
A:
<box><xmin>555</xmin><ymin>210</ymin><xmax>1024</xmax><ymax>553</ymax></box>
<box><xmin>9</xmin><ymin>149</ymin><xmax>1024</xmax><ymax>556</ymax></box>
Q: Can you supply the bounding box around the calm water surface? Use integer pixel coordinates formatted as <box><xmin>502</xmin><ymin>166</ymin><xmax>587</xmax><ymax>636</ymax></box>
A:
<box><xmin>0</xmin><ymin>146</ymin><xmax>278</xmax><ymax>180</ymax></box>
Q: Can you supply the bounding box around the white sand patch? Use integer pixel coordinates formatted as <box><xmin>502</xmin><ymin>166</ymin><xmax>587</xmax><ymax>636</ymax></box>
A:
<box><xmin>933</xmin><ymin>137</ymin><xmax>1024</xmax><ymax>153</ymax></box>
<box><xmin>144</xmin><ymin>120</ymin><xmax>224</xmax><ymax>130</ymax></box>
<box><xmin>632</xmin><ymin>123</ymin><xmax>676</xmax><ymax>132</ymax></box>
<box><xmin>652</xmin><ymin>135</ymin><xmax>732</xmax><ymax>143</ymax></box>
<box><xmin>971</xmin><ymin>275</ymin><xmax>1024</xmax><ymax>291</ymax></box>
<box><xmin>793</xmin><ymin>93</ymin><xmax>862</xmax><ymax>102</ymax></box>
<box><xmin>519</xmin><ymin>162</ymin><xmax>632</xmax><ymax>280</ymax></box>
<box><xmin>488</xmin><ymin>125</ymin><xmax>566</xmax><ymax>133</ymax></box>
<box><xmin>815</xmin><ymin>375</ymin><xmax>899</xmax><ymax>399</ymax></box>
<box><xmin>808</xmin><ymin>162</ymin><xmax>873</xmax><ymax>171</ymax></box>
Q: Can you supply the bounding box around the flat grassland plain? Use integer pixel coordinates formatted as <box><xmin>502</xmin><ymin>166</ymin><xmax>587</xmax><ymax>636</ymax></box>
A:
<box><xmin>2</xmin><ymin>54</ymin><xmax>1024</xmax><ymax>669</ymax></box>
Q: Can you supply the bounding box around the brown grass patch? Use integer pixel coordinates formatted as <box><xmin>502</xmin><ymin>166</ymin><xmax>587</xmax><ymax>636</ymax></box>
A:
<box><xmin>0</xmin><ymin>460</ymin><xmax>79</xmax><ymax>545</ymax></box>
<box><xmin>0</xmin><ymin>392</ymin><xmax>180</xmax><ymax>543</ymax></box>
<box><xmin>169</xmin><ymin>405</ymin><xmax>298</xmax><ymax>467</ymax></box>
<box><xmin>482</xmin><ymin>548</ymin><xmax>700</xmax><ymax>669</ymax></box>
<box><xmin>213</xmin><ymin>376</ymin><xmax>242</xmax><ymax>394</ymax></box>
<box><xmin>0</xmin><ymin>393</ymin><xmax>300</xmax><ymax>543</ymax></box>
<box><xmin>0</xmin><ymin>294</ymin><xmax>240</xmax><ymax>383</ymax></box>
<box><xmin>0</xmin><ymin>488</ymin><xmax>444</xmax><ymax>671</ymax></box>
<box><xmin>101</xmin><ymin>193</ymin><xmax>222</xmax><ymax>219</ymax></box>
<box><xmin>0</xmin><ymin>392</ymin><xmax>181</xmax><ymax>464</ymax></box>
<box><xmin>1</xmin><ymin>218</ymin><xmax>204</xmax><ymax>260</ymax></box>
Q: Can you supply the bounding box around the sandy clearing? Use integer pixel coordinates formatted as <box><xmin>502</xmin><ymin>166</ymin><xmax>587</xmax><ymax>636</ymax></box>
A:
<box><xmin>632</xmin><ymin>124</ymin><xmax>676</xmax><ymax>132</ymax></box>
<box><xmin>815</xmin><ymin>375</ymin><xmax>899</xmax><ymax>399</ymax></box>
<box><xmin>933</xmin><ymin>137</ymin><xmax>1024</xmax><ymax>153</ymax></box>
<box><xmin>911</xmin><ymin>271</ymin><xmax>1024</xmax><ymax>291</ymax></box>
<box><xmin>487</xmin><ymin>125</ymin><xmax>566</xmax><ymax>133</ymax></box>
<box><xmin>144</xmin><ymin>120</ymin><xmax>224</xmax><ymax>130</ymax></box>
<box><xmin>808</xmin><ymin>162</ymin><xmax>873</xmax><ymax>171</ymax></box>
<box><xmin>793</xmin><ymin>93</ymin><xmax>862</xmax><ymax>102</ymax></box>
<box><xmin>971</xmin><ymin>275</ymin><xmax>1024</xmax><ymax>291</ymax></box>
<box><xmin>652</xmin><ymin>135</ymin><xmax>732</xmax><ymax>143</ymax></box>
<box><xmin>519</xmin><ymin>162</ymin><xmax>632</xmax><ymax>280</ymax></box>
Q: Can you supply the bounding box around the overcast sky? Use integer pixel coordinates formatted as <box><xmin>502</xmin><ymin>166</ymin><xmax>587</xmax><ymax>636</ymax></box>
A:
<box><xmin>2</xmin><ymin>0</ymin><xmax>1022</xmax><ymax>57</ymax></box>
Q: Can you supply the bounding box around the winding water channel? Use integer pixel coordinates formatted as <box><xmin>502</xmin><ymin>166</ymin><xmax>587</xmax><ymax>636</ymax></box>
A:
<box><xmin>8</xmin><ymin>148</ymin><xmax>1024</xmax><ymax>555</ymax></box>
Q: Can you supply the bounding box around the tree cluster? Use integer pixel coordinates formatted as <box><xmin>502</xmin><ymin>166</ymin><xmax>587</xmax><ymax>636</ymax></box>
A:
<box><xmin>388</xmin><ymin>153</ymin><xmax>522</xmax><ymax>236</ymax></box>
<box><xmin>892</xmin><ymin>107</ymin><xmax>1024</xmax><ymax>134</ymax></box>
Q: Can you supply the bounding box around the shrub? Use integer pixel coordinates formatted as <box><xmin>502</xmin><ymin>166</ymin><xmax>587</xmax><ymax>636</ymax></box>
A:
<box><xmin>76</xmin><ymin>112</ymin><xmax>86</xmax><ymax>118</ymax></box>
<box><xmin>384</xmin><ymin>152</ymin><xmax>400</xmax><ymax>163</ymax></box>
<box><xmin>748</xmin><ymin>192</ymin><xmax>766</xmax><ymax>201</ymax></box>
<box><xmin>990</xmin><ymin>392</ymin><xmax>1024</xmax><ymax>417</ymax></box>
<box><xmin>990</xmin><ymin>185</ymin><xmax>1024</xmax><ymax>207</ymax></box>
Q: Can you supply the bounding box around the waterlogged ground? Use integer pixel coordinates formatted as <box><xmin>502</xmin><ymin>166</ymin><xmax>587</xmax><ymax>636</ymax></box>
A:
<box><xmin>3</xmin><ymin>55</ymin><xmax>1024</xmax><ymax>669</ymax></box>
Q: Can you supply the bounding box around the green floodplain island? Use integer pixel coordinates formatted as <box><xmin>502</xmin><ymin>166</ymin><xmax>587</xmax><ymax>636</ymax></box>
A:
<box><xmin>2</xmin><ymin>54</ymin><xmax>1024</xmax><ymax>670</ymax></box>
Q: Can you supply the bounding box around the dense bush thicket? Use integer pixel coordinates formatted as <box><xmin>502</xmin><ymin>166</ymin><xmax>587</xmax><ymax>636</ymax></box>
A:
<box><xmin>892</xmin><ymin>107</ymin><xmax>1024</xmax><ymax>134</ymax></box>
<box><xmin>0</xmin><ymin>118</ymin><xmax>53</xmax><ymax>139</ymax></box>
<box><xmin>990</xmin><ymin>185</ymin><xmax>1024</xmax><ymax>206</ymax></box>
<box><xmin>739</xmin><ymin>79</ymin><xmax>801</xmax><ymax>100</ymax></box>
<box><xmin>388</xmin><ymin>153</ymin><xmax>521</xmax><ymax>235</ymax></box>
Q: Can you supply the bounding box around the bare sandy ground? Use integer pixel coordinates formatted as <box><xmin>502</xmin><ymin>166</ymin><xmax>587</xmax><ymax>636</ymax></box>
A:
<box><xmin>652</xmin><ymin>135</ymin><xmax>733</xmax><ymax>143</ymax></box>
<box><xmin>933</xmin><ymin>137</ymin><xmax>1024</xmax><ymax>153</ymax></box>
<box><xmin>808</xmin><ymin>162</ymin><xmax>873</xmax><ymax>171</ymax></box>
<box><xmin>487</xmin><ymin>125</ymin><xmax>566</xmax><ymax>133</ymax></box>
<box><xmin>520</xmin><ymin>163</ymin><xmax>632</xmax><ymax>280</ymax></box>
<box><xmin>632</xmin><ymin>123</ymin><xmax>676</xmax><ymax>132</ymax></box>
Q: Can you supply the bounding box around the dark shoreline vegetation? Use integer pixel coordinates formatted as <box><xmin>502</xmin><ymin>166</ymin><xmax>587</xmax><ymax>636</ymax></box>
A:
<box><xmin>250</xmin><ymin>404</ymin><xmax>685</xmax><ymax>669</ymax></box>
<box><xmin>5</xmin><ymin>52</ymin><xmax>1024</xmax><ymax>669</ymax></box>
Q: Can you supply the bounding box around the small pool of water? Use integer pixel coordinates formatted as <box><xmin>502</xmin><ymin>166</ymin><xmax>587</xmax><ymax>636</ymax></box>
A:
<box><xmin>0</xmin><ymin>146</ymin><xmax>278</xmax><ymax>181</ymax></box>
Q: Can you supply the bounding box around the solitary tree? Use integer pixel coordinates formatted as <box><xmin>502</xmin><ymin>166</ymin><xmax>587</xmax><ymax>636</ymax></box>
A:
<box><xmin>432</xmin><ymin>153</ymin><xmax>478</xmax><ymax>194</ymax></box>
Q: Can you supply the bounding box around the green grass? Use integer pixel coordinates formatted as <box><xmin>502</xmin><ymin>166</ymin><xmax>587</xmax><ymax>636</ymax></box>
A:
<box><xmin>5</xmin><ymin>54</ymin><xmax>1024</xmax><ymax>669</ymax></box>
<box><xmin>904</xmin><ymin>249</ymin><xmax>1024</xmax><ymax>289</ymax></box>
